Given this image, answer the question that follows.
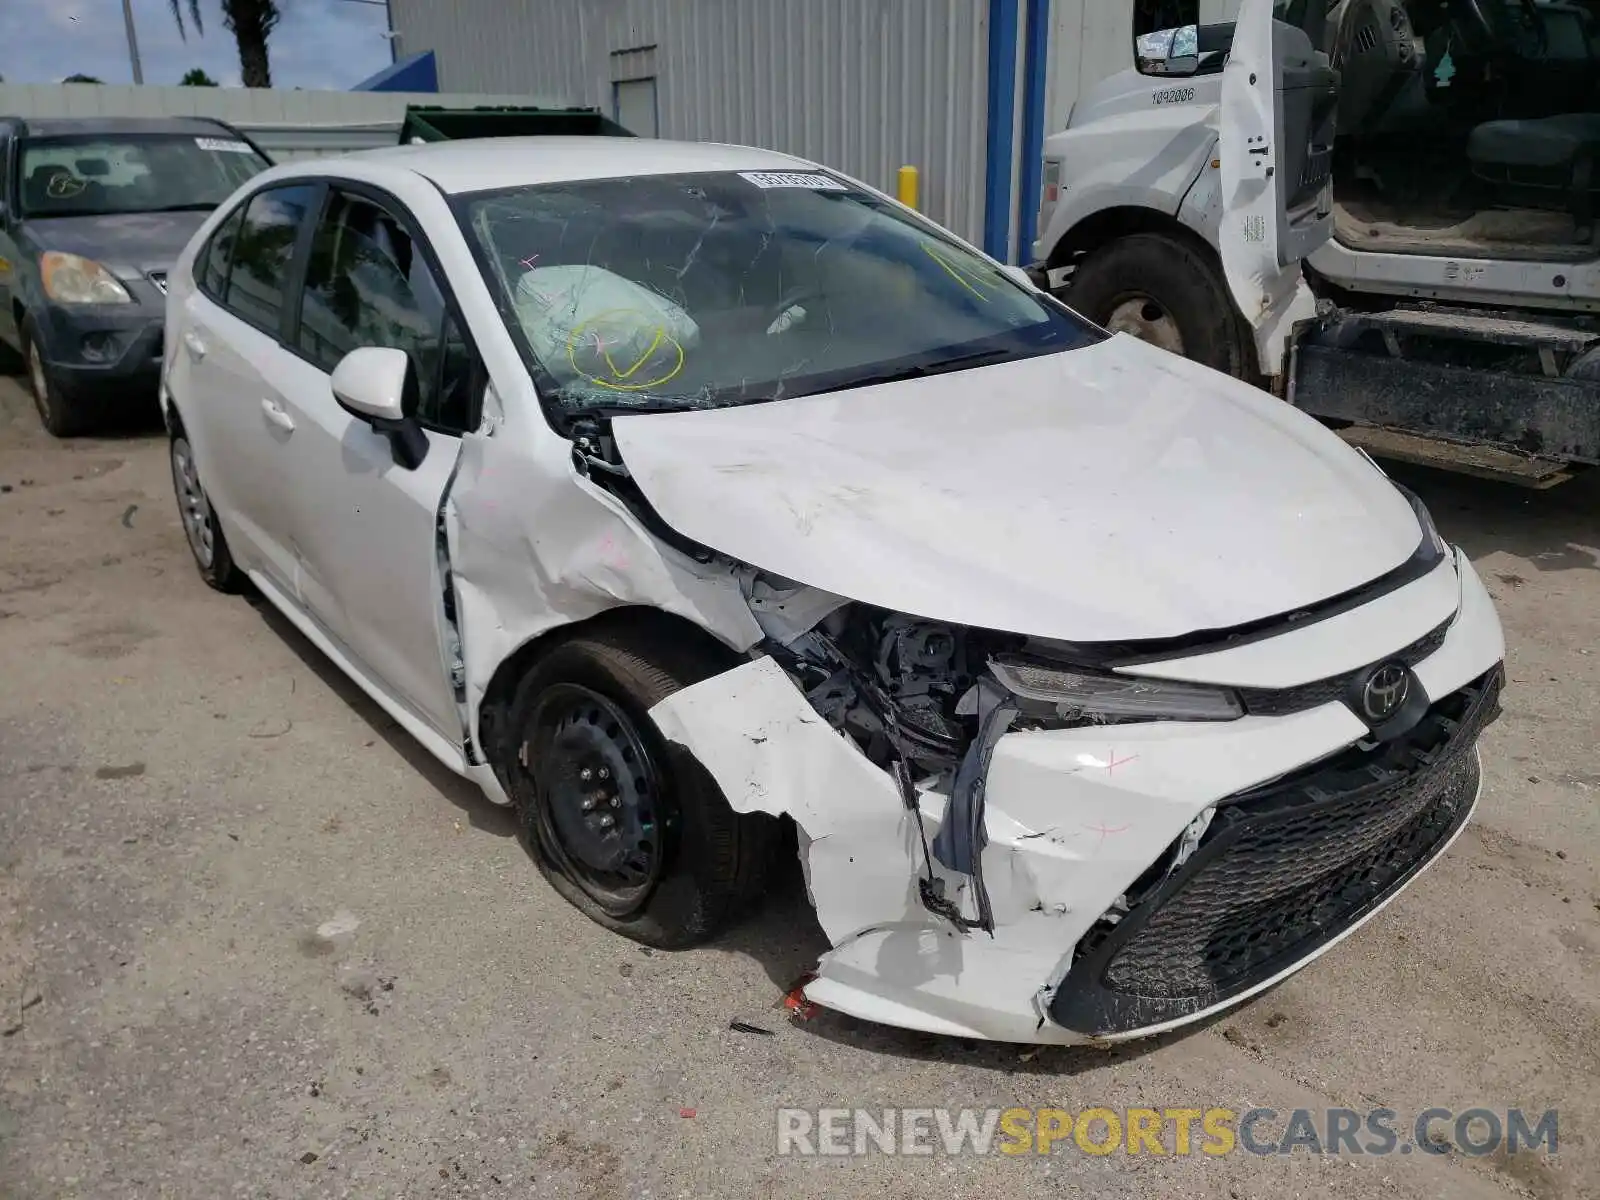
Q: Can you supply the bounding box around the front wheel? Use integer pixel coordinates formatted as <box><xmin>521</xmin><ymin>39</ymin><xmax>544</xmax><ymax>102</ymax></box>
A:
<box><xmin>506</xmin><ymin>623</ymin><xmax>775</xmax><ymax>949</ymax></box>
<box><xmin>22</xmin><ymin>320</ymin><xmax>91</xmax><ymax>438</ymax></box>
<box><xmin>1063</xmin><ymin>232</ymin><xmax>1257</xmax><ymax>379</ymax></box>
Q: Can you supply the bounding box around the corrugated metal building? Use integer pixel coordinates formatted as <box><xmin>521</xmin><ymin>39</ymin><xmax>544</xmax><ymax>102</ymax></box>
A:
<box><xmin>389</xmin><ymin>0</ymin><xmax>1238</xmax><ymax>261</ymax></box>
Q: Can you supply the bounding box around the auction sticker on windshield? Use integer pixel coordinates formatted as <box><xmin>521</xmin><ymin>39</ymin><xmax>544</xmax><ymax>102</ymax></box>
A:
<box><xmin>739</xmin><ymin>171</ymin><xmax>847</xmax><ymax>190</ymax></box>
<box><xmin>195</xmin><ymin>137</ymin><xmax>255</xmax><ymax>154</ymax></box>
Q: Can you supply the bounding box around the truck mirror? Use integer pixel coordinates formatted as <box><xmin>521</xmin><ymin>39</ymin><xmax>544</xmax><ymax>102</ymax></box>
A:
<box><xmin>1136</xmin><ymin>25</ymin><xmax>1201</xmax><ymax>77</ymax></box>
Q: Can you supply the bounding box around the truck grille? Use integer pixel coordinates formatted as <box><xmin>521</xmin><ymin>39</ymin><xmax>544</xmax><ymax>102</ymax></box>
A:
<box><xmin>1049</xmin><ymin>668</ymin><xmax>1501</xmax><ymax>1036</ymax></box>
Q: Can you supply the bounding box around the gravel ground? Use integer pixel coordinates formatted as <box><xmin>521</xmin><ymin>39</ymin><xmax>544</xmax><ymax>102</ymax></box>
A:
<box><xmin>0</xmin><ymin>375</ymin><xmax>1595</xmax><ymax>1200</ymax></box>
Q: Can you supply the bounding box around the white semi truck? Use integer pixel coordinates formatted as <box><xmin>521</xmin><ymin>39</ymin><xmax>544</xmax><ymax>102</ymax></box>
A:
<box><xmin>1032</xmin><ymin>0</ymin><xmax>1600</xmax><ymax>484</ymax></box>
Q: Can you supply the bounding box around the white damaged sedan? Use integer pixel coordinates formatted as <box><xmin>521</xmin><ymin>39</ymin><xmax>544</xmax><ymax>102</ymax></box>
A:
<box><xmin>160</xmin><ymin>137</ymin><xmax>1505</xmax><ymax>1044</ymax></box>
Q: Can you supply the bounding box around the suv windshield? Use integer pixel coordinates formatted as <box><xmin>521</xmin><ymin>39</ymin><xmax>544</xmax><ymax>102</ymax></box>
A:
<box><xmin>18</xmin><ymin>133</ymin><xmax>268</xmax><ymax>218</ymax></box>
<box><xmin>460</xmin><ymin>170</ymin><xmax>1101</xmax><ymax>415</ymax></box>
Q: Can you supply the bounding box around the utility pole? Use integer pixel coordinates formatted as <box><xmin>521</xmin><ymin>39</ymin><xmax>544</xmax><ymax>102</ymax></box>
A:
<box><xmin>121</xmin><ymin>0</ymin><xmax>144</xmax><ymax>84</ymax></box>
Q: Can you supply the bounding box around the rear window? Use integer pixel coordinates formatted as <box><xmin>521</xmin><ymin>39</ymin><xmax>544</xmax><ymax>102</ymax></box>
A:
<box><xmin>18</xmin><ymin>132</ymin><xmax>268</xmax><ymax>218</ymax></box>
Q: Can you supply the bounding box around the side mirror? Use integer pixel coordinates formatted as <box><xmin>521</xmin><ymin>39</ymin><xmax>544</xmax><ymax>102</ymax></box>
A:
<box><xmin>331</xmin><ymin>346</ymin><xmax>429</xmax><ymax>469</ymax></box>
<box><xmin>1135</xmin><ymin>25</ymin><xmax>1200</xmax><ymax>77</ymax></box>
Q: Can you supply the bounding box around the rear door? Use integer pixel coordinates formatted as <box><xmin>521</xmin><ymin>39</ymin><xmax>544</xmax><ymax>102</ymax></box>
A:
<box><xmin>178</xmin><ymin>181</ymin><xmax>320</xmax><ymax>592</ymax></box>
<box><xmin>1218</xmin><ymin>0</ymin><xmax>1339</xmax><ymax>369</ymax></box>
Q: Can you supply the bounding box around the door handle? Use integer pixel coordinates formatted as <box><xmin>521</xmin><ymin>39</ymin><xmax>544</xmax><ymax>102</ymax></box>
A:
<box><xmin>260</xmin><ymin>398</ymin><xmax>295</xmax><ymax>433</ymax></box>
<box><xmin>182</xmin><ymin>330</ymin><xmax>206</xmax><ymax>360</ymax></box>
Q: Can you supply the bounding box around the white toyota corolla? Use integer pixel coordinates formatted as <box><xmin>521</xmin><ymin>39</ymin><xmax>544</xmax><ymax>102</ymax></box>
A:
<box><xmin>160</xmin><ymin>137</ymin><xmax>1505</xmax><ymax>1044</ymax></box>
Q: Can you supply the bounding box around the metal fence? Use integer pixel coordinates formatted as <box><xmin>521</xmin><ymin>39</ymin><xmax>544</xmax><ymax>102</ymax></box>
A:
<box><xmin>0</xmin><ymin>83</ymin><xmax>570</xmax><ymax>163</ymax></box>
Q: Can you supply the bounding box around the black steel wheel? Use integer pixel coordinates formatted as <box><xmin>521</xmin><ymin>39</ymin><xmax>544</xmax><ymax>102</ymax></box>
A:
<box><xmin>504</xmin><ymin>618</ymin><xmax>777</xmax><ymax>948</ymax></box>
<box><xmin>526</xmin><ymin>683</ymin><xmax>668</xmax><ymax>917</ymax></box>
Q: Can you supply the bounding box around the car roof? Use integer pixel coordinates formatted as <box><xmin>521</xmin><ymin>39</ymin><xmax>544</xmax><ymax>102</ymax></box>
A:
<box><xmin>308</xmin><ymin>136</ymin><xmax>825</xmax><ymax>196</ymax></box>
<box><xmin>5</xmin><ymin>116</ymin><xmax>236</xmax><ymax>138</ymax></box>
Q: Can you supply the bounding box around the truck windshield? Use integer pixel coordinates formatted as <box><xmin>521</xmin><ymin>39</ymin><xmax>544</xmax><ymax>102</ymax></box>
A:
<box><xmin>460</xmin><ymin>170</ymin><xmax>1101</xmax><ymax>415</ymax></box>
<box><xmin>18</xmin><ymin>133</ymin><xmax>268</xmax><ymax>218</ymax></box>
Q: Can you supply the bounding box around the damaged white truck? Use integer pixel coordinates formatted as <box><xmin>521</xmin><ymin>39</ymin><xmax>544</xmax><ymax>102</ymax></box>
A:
<box><xmin>1036</xmin><ymin>0</ymin><xmax>1600</xmax><ymax>485</ymax></box>
<box><xmin>161</xmin><ymin>135</ymin><xmax>1506</xmax><ymax>1045</ymax></box>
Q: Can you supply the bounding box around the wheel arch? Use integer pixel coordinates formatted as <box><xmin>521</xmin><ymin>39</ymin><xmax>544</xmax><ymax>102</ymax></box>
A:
<box><xmin>474</xmin><ymin>605</ymin><xmax>748</xmax><ymax>774</ymax></box>
<box><xmin>1045</xmin><ymin>205</ymin><xmax>1222</xmax><ymax>273</ymax></box>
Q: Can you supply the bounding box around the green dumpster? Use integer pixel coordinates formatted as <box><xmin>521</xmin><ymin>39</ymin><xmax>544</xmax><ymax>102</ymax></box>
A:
<box><xmin>398</xmin><ymin>105</ymin><xmax>636</xmax><ymax>144</ymax></box>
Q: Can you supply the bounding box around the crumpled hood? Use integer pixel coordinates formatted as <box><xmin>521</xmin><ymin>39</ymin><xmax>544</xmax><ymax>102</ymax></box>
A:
<box><xmin>22</xmin><ymin>210</ymin><xmax>212</xmax><ymax>276</ymax></box>
<box><xmin>611</xmin><ymin>333</ymin><xmax>1422</xmax><ymax>644</ymax></box>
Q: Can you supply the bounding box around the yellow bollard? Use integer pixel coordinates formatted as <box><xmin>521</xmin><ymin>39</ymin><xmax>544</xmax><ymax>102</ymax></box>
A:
<box><xmin>897</xmin><ymin>165</ymin><xmax>919</xmax><ymax>210</ymax></box>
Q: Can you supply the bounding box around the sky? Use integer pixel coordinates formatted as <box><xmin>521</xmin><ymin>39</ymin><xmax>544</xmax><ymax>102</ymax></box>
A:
<box><xmin>0</xmin><ymin>0</ymin><xmax>394</xmax><ymax>89</ymax></box>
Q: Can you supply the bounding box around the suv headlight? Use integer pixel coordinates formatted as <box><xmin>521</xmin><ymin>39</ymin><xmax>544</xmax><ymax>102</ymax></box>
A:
<box><xmin>989</xmin><ymin>656</ymin><xmax>1243</xmax><ymax>723</ymax></box>
<box><xmin>41</xmin><ymin>252</ymin><xmax>133</xmax><ymax>305</ymax></box>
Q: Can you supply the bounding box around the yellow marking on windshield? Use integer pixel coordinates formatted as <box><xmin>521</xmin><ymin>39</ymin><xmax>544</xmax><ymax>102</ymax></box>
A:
<box><xmin>568</xmin><ymin>308</ymin><xmax>686</xmax><ymax>392</ymax></box>
<box><xmin>922</xmin><ymin>243</ymin><xmax>998</xmax><ymax>302</ymax></box>
<box><xmin>46</xmin><ymin>173</ymin><xmax>87</xmax><ymax>199</ymax></box>
<box><xmin>603</xmin><ymin>325</ymin><xmax>667</xmax><ymax>381</ymax></box>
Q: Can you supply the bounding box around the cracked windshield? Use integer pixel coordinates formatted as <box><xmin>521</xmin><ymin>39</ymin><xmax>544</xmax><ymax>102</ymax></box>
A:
<box><xmin>461</xmin><ymin>170</ymin><xmax>1099</xmax><ymax>413</ymax></box>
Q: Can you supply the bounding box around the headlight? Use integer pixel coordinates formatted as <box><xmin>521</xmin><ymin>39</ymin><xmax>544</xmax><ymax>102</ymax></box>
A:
<box><xmin>1404</xmin><ymin>487</ymin><xmax>1447</xmax><ymax>557</ymax></box>
<box><xmin>989</xmin><ymin>656</ymin><xmax>1243</xmax><ymax>722</ymax></box>
<box><xmin>40</xmin><ymin>252</ymin><xmax>133</xmax><ymax>305</ymax></box>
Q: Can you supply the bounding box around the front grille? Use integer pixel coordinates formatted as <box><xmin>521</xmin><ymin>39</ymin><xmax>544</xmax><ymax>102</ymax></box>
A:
<box><xmin>1238</xmin><ymin>618</ymin><xmax>1450</xmax><ymax>718</ymax></box>
<box><xmin>1049</xmin><ymin>668</ymin><xmax>1501</xmax><ymax>1036</ymax></box>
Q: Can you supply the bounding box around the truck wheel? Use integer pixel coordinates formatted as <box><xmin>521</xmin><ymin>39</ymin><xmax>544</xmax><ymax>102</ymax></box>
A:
<box><xmin>505</xmin><ymin>623</ymin><xmax>776</xmax><ymax>949</ymax></box>
<box><xmin>1064</xmin><ymin>233</ymin><xmax>1255</xmax><ymax>378</ymax></box>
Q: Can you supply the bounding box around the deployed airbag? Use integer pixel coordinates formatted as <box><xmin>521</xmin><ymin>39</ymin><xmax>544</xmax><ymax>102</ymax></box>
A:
<box><xmin>513</xmin><ymin>265</ymin><xmax>700</xmax><ymax>390</ymax></box>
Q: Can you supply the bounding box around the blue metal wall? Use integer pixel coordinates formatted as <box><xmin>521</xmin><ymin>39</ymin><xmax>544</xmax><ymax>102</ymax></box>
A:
<box><xmin>983</xmin><ymin>0</ymin><xmax>1052</xmax><ymax>263</ymax></box>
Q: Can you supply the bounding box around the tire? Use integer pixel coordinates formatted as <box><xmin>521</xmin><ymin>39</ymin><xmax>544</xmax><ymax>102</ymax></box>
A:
<box><xmin>21</xmin><ymin>318</ymin><xmax>92</xmax><ymax>438</ymax></box>
<box><xmin>168</xmin><ymin>420</ymin><xmax>246</xmax><ymax>593</ymax></box>
<box><xmin>1063</xmin><ymin>232</ymin><xmax>1256</xmax><ymax>379</ymax></box>
<box><xmin>506</xmin><ymin>622</ymin><xmax>776</xmax><ymax>949</ymax></box>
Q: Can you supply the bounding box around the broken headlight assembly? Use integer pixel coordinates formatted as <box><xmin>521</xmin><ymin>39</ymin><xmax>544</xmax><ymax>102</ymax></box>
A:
<box><xmin>988</xmin><ymin>656</ymin><xmax>1244</xmax><ymax>723</ymax></box>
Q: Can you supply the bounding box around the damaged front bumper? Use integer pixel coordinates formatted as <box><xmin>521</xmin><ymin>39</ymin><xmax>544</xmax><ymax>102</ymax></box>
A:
<box><xmin>650</xmin><ymin>549</ymin><xmax>1505</xmax><ymax>1044</ymax></box>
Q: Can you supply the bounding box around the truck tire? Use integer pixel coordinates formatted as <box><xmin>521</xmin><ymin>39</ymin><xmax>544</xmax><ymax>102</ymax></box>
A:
<box><xmin>1063</xmin><ymin>233</ymin><xmax>1255</xmax><ymax>379</ymax></box>
<box><xmin>505</xmin><ymin>622</ymin><xmax>776</xmax><ymax>949</ymax></box>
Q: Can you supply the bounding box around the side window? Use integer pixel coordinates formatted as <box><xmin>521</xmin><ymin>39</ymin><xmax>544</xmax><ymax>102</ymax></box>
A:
<box><xmin>298</xmin><ymin>189</ymin><xmax>476</xmax><ymax>433</ymax></box>
<box><xmin>0</xmin><ymin>129</ymin><xmax>12</xmax><ymax>212</ymax></box>
<box><xmin>223</xmin><ymin>183</ymin><xmax>316</xmax><ymax>332</ymax></box>
<box><xmin>198</xmin><ymin>205</ymin><xmax>246</xmax><ymax>298</ymax></box>
<box><xmin>1134</xmin><ymin>0</ymin><xmax>1199</xmax><ymax>36</ymax></box>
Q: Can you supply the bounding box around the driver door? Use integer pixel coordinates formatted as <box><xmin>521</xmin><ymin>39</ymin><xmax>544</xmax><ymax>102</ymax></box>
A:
<box><xmin>271</xmin><ymin>185</ymin><xmax>477</xmax><ymax>742</ymax></box>
<box><xmin>1218</xmin><ymin>0</ymin><xmax>1340</xmax><ymax>373</ymax></box>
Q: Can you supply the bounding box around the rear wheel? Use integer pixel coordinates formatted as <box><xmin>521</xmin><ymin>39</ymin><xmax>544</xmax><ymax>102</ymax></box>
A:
<box><xmin>506</xmin><ymin>624</ymin><xmax>775</xmax><ymax>949</ymax></box>
<box><xmin>1063</xmin><ymin>232</ymin><xmax>1257</xmax><ymax>379</ymax></box>
<box><xmin>169</xmin><ymin>424</ymin><xmax>245</xmax><ymax>593</ymax></box>
<box><xmin>22</xmin><ymin>320</ymin><xmax>92</xmax><ymax>438</ymax></box>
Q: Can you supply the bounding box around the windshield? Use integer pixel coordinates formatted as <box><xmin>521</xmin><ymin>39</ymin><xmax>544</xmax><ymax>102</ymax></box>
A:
<box><xmin>18</xmin><ymin>133</ymin><xmax>269</xmax><ymax>218</ymax></box>
<box><xmin>459</xmin><ymin>170</ymin><xmax>1100</xmax><ymax>415</ymax></box>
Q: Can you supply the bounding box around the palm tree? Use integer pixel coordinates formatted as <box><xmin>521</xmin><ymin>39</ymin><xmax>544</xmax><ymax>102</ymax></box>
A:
<box><xmin>169</xmin><ymin>0</ymin><xmax>280</xmax><ymax>89</ymax></box>
<box><xmin>223</xmin><ymin>0</ymin><xmax>282</xmax><ymax>89</ymax></box>
<box><xmin>167</xmin><ymin>0</ymin><xmax>204</xmax><ymax>39</ymax></box>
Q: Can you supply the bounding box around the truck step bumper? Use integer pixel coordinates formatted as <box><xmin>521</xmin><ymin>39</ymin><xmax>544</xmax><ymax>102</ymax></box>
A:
<box><xmin>1338</xmin><ymin>427</ymin><xmax>1575</xmax><ymax>488</ymax></box>
<box><xmin>1288</xmin><ymin>307</ymin><xmax>1600</xmax><ymax>469</ymax></box>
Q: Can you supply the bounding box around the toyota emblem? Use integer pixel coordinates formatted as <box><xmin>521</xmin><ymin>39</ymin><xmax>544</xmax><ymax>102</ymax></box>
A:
<box><xmin>1360</xmin><ymin>663</ymin><xmax>1410</xmax><ymax>723</ymax></box>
